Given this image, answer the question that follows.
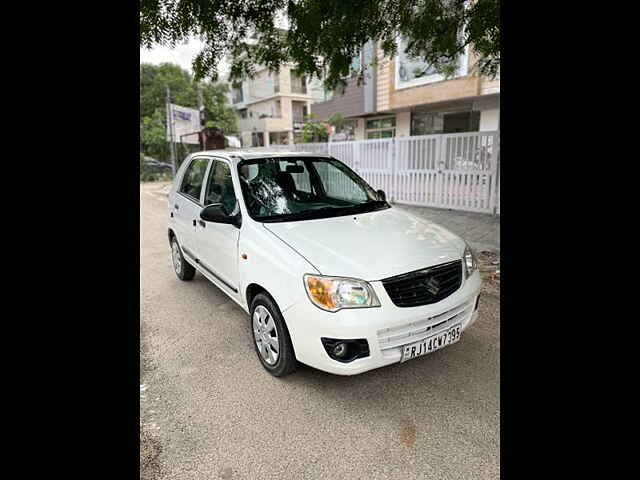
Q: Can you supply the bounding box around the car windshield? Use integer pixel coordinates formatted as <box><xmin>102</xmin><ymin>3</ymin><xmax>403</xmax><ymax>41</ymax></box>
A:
<box><xmin>237</xmin><ymin>156</ymin><xmax>389</xmax><ymax>222</ymax></box>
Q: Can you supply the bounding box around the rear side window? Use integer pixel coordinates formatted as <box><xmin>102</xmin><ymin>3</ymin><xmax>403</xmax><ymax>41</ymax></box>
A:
<box><xmin>179</xmin><ymin>158</ymin><xmax>209</xmax><ymax>202</ymax></box>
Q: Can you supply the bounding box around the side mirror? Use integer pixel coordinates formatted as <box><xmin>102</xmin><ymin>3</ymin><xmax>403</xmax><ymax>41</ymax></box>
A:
<box><xmin>200</xmin><ymin>203</ymin><xmax>241</xmax><ymax>227</ymax></box>
<box><xmin>376</xmin><ymin>189</ymin><xmax>387</xmax><ymax>202</ymax></box>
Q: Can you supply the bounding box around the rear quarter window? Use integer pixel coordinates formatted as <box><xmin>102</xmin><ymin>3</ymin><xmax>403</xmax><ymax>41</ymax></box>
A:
<box><xmin>179</xmin><ymin>157</ymin><xmax>210</xmax><ymax>202</ymax></box>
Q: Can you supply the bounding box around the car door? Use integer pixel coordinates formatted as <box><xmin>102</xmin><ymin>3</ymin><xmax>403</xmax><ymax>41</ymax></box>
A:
<box><xmin>195</xmin><ymin>158</ymin><xmax>241</xmax><ymax>295</ymax></box>
<box><xmin>172</xmin><ymin>156</ymin><xmax>211</xmax><ymax>259</ymax></box>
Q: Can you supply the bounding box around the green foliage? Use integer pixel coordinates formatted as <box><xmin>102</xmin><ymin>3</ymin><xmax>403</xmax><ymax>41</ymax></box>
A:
<box><xmin>141</xmin><ymin>109</ymin><xmax>170</xmax><ymax>161</ymax></box>
<box><xmin>328</xmin><ymin>113</ymin><xmax>345</xmax><ymax>130</ymax></box>
<box><xmin>140</xmin><ymin>0</ymin><xmax>499</xmax><ymax>90</ymax></box>
<box><xmin>139</xmin><ymin>62</ymin><xmax>238</xmax><ymax>170</ymax></box>
<box><xmin>300</xmin><ymin>114</ymin><xmax>329</xmax><ymax>143</ymax></box>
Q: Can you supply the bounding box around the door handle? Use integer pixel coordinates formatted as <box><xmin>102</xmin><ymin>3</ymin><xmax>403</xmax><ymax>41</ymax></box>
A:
<box><xmin>174</xmin><ymin>204</ymin><xmax>179</xmax><ymax>210</ymax></box>
<box><xmin>198</xmin><ymin>220</ymin><xmax>206</xmax><ymax>228</ymax></box>
<box><xmin>192</xmin><ymin>219</ymin><xmax>196</xmax><ymax>227</ymax></box>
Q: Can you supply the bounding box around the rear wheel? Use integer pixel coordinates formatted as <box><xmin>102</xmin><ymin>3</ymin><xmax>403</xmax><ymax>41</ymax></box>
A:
<box><xmin>250</xmin><ymin>293</ymin><xmax>297</xmax><ymax>377</ymax></box>
<box><xmin>171</xmin><ymin>237</ymin><xmax>195</xmax><ymax>281</ymax></box>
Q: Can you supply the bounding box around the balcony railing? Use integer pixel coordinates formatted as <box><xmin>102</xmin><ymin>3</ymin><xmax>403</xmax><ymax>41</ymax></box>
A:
<box><xmin>292</xmin><ymin>116</ymin><xmax>305</xmax><ymax>130</ymax></box>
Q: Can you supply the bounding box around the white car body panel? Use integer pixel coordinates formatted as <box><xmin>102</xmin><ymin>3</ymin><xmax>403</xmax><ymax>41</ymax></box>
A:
<box><xmin>264</xmin><ymin>207</ymin><xmax>465</xmax><ymax>280</ymax></box>
<box><xmin>168</xmin><ymin>151</ymin><xmax>482</xmax><ymax>375</ymax></box>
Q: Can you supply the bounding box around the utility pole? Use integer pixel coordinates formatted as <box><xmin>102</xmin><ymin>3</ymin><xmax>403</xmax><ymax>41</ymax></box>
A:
<box><xmin>197</xmin><ymin>82</ymin><xmax>205</xmax><ymax>150</ymax></box>
<box><xmin>166</xmin><ymin>86</ymin><xmax>176</xmax><ymax>176</ymax></box>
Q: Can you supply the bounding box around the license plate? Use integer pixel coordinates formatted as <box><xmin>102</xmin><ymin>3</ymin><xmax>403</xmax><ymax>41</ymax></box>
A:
<box><xmin>400</xmin><ymin>324</ymin><xmax>462</xmax><ymax>363</ymax></box>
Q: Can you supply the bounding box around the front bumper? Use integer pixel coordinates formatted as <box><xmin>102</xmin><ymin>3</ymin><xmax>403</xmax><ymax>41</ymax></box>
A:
<box><xmin>283</xmin><ymin>270</ymin><xmax>482</xmax><ymax>375</ymax></box>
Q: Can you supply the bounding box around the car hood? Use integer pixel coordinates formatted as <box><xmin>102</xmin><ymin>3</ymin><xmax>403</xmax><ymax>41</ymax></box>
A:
<box><xmin>264</xmin><ymin>207</ymin><xmax>466</xmax><ymax>280</ymax></box>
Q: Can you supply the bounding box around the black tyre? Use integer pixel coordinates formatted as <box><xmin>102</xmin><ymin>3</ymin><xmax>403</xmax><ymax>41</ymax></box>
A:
<box><xmin>171</xmin><ymin>237</ymin><xmax>196</xmax><ymax>281</ymax></box>
<box><xmin>250</xmin><ymin>293</ymin><xmax>297</xmax><ymax>377</ymax></box>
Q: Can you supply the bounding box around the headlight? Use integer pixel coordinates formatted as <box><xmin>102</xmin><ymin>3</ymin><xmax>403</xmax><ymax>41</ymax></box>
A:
<box><xmin>463</xmin><ymin>244</ymin><xmax>478</xmax><ymax>278</ymax></box>
<box><xmin>304</xmin><ymin>274</ymin><xmax>381</xmax><ymax>312</ymax></box>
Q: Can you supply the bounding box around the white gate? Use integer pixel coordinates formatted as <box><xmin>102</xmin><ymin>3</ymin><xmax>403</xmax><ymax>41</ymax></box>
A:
<box><xmin>395</xmin><ymin>131</ymin><xmax>499</xmax><ymax>214</ymax></box>
<box><xmin>328</xmin><ymin>139</ymin><xmax>394</xmax><ymax>195</ymax></box>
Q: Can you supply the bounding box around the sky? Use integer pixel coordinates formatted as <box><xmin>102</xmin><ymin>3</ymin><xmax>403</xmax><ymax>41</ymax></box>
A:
<box><xmin>140</xmin><ymin>38</ymin><xmax>230</xmax><ymax>79</ymax></box>
<box><xmin>140</xmin><ymin>12</ymin><xmax>289</xmax><ymax>79</ymax></box>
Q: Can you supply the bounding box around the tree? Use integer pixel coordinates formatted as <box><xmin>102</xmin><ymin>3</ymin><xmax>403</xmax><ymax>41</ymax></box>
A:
<box><xmin>140</xmin><ymin>0</ymin><xmax>499</xmax><ymax>90</ymax></box>
<box><xmin>140</xmin><ymin>63</ymin><xmax>237</xmax><ymax>134</ymax></box>
<box><xmin>139</xmin><ymin>63</ymin><xmax>238</xmax><ymax>164</ymax></box>
<box><xmin>300</xmin><ymin>114</ymin><xmax>329</xmax><ymax>143</ymax></box>
<box><xmin>328</xmin><ymin>113</ymin><xmax>345</xmax><ymax>131</ymax></box>
<box><xmin>141</xmin><ymin>109</ymin><xmax>170</xmax><ymax>161</ymax></box>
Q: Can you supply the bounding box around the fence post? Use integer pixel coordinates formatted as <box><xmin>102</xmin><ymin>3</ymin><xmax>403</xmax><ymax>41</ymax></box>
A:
<box><xmin>435</xmin><ymin>135</ymin><xmax>443</xmax><ymax>205</ymax></box>
<box><xmin>489</xmin><ymin>131</ymin><xmax>500</xmax><ymax>215</ymax></box>
<box><xmin>353</xmin><ymin>141</ymin><xmax>359</xmax><ymax>171</ymax></box>
<box><xmin>391</xmin><ymin>138</ymin><xmax>398</xmax><ymax>202</ymax></box>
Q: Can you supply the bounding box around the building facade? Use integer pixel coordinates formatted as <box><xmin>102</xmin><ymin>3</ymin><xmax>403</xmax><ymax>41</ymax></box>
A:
<box><xmin>311</xmin><ymin>38</ymin><xmax>500</xmax><ymax>141</ymax></box>
<box><xmin>230</xmin><ymin>65</ymin><xmax>324</xmax><ymax>147</ymax></box>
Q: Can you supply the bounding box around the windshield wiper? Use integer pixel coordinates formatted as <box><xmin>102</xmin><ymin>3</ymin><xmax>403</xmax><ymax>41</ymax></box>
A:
<box><xmin>260</xmin><ymin>201</ymin><xmax>389</xmax><ymax>223</ymax></box>
<box><xmin>261</xmin><ymin>206</ymin><xmax>350</xmax><ymax>222</ymax></box>
<box><xmin>352</xmin><ymin>200</ymin><xmax>390</xmax><ymax>212</ymax></box>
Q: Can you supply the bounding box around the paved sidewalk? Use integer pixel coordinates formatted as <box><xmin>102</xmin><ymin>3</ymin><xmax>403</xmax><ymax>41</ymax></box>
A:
<box><xmin>394</xmin><ymin>203</ymin><xmax>500</xmax><ymax>253</ymax></box>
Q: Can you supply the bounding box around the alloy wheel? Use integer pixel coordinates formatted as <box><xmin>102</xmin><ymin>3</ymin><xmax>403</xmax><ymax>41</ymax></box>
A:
<box><xmin>252</xmin><ymin>305</ymin><xmax>279</xmax><ymax>365</ymax></box>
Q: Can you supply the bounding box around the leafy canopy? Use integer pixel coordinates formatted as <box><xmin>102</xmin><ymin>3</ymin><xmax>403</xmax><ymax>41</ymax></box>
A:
<box><xmin>140</xmin><ymin>0</ymin><xmax>499</xmax><ymax>90</ymax></box>
<box><xmin>300</xmin><ymin>114</ymin><xmax>329</xmax><ymax>143</ymax></box>
<box><xmin>139</xmin><ymin>62</ymin><xmax>237</xmax><ymax>162</ymax></box>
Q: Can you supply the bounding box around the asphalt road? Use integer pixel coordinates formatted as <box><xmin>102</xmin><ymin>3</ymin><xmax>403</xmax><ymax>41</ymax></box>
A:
<box><xmin>140</xmin><ymin>182</ymin><xmax>500</xmax><ymax>480</ymax></box>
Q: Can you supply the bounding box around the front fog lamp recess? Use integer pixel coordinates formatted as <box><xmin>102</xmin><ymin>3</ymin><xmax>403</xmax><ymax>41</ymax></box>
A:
<box><xmin>321</xmin><ymin>338</ymin><xmax>370</xmax><ymax>363</ymax></box>
<box><xmin>333</xmin><ymin>343</ymin><xmax>348</xmax><ymax>358</ymax></box>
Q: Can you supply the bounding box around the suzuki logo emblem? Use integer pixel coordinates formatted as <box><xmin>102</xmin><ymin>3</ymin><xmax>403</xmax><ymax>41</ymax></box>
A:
<box><xmin>425</xmin><ymin>277</ymin><xmax>440</xmax><ymax>295</ymax></box>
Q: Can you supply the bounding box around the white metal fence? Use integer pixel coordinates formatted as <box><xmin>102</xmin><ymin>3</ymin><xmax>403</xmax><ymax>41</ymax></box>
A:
<box><xmin>239</xmin><ymin>131</ymin><xmax>500</xmax><ymax>215</ymax></box>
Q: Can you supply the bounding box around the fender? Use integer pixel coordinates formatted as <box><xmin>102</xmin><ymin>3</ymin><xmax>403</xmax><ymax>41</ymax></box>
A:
<box><xmin>238</xmin><ymin>221</ymin><xmax>320</xmax><ymax>313</ymax></box>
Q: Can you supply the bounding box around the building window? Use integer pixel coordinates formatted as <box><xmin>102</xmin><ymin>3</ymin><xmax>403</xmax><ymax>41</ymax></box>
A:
<box><xmin>292</xmin><ymin>101</ymin><xmax>307</xmax><ymax>130</ymax></box>
<box><xmin>231</xmin><ymin>83</ymin><xmax>244</xmax><ymax>103</ymax></box>
<box><xmin>273</xmin><ymin>72</ymin><xmax>280</xmax><ymax>94</ymax></box>
<box><xmin>366</xmin><ymin>116</ymin><xmax>395</xmax><ymax>139</ymax></box>
<box><xmin>269</xmin><ymin>132</ymin><xmax>290</xmax><ymax>145</ymax></box>
<box><xmin>290</xmin><ymin>71</ymin><xmax>307</xmax><ymax>94</ymax></box>
<box><xmin>332</xmin><ymin>119</ymin><xmax>357</xmax><ymax>141</ymax></box>
<box><xmin>350</xmin><ymin>52</ymin><xmax>362</xmax><ymax>77</ymax></box>
<box><xmin>395</xmin><ymin>36</ymin><xmax>468</xmax><ymax>90</ymax></box>
<box><xmin>251</xmin><ymin>132</ymin><xmax>264</xmax><ymax>147</ymax></box>
<box><xmin>411</xmin><ymin>111</ymin><xmax>480</xmax><ymax>136</ymax></box>
<box><xmin>238</xmin><ymin>108</ymin><xmax>248</xmax><ymax>119</ymax></box>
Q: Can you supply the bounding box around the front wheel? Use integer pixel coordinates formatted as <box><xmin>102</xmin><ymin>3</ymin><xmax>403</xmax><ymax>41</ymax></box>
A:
<box><xmin>250</xmin><ymin>293</ymin><xmax>297</xmax><ymax>377</ymax></box>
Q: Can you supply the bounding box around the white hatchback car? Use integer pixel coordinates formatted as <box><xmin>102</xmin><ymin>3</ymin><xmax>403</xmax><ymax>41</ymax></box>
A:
<box><xmin>168</xmin><ymin>151</ymin><xmax>481</xmax><ymax>376</ymax></box>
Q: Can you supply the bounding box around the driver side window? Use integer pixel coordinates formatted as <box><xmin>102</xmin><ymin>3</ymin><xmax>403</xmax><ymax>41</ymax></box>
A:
<box><xmin>204</xmin><ymin>160</ymin><xmax>238</xmax><ymax>214</ymax></box>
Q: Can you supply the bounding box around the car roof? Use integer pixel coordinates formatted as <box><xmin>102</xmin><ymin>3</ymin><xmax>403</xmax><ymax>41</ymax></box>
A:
<box><xmin>188</xmin><ymin>150</ymin><xmax>331</xmax><ymax>164</ymax></box>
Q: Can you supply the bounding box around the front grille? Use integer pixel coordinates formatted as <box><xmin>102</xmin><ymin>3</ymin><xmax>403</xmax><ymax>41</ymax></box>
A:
<box><xmin>381</xmin><ymin>260</ymin><xmax>463</xmax><ymax>308</ymax></box>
